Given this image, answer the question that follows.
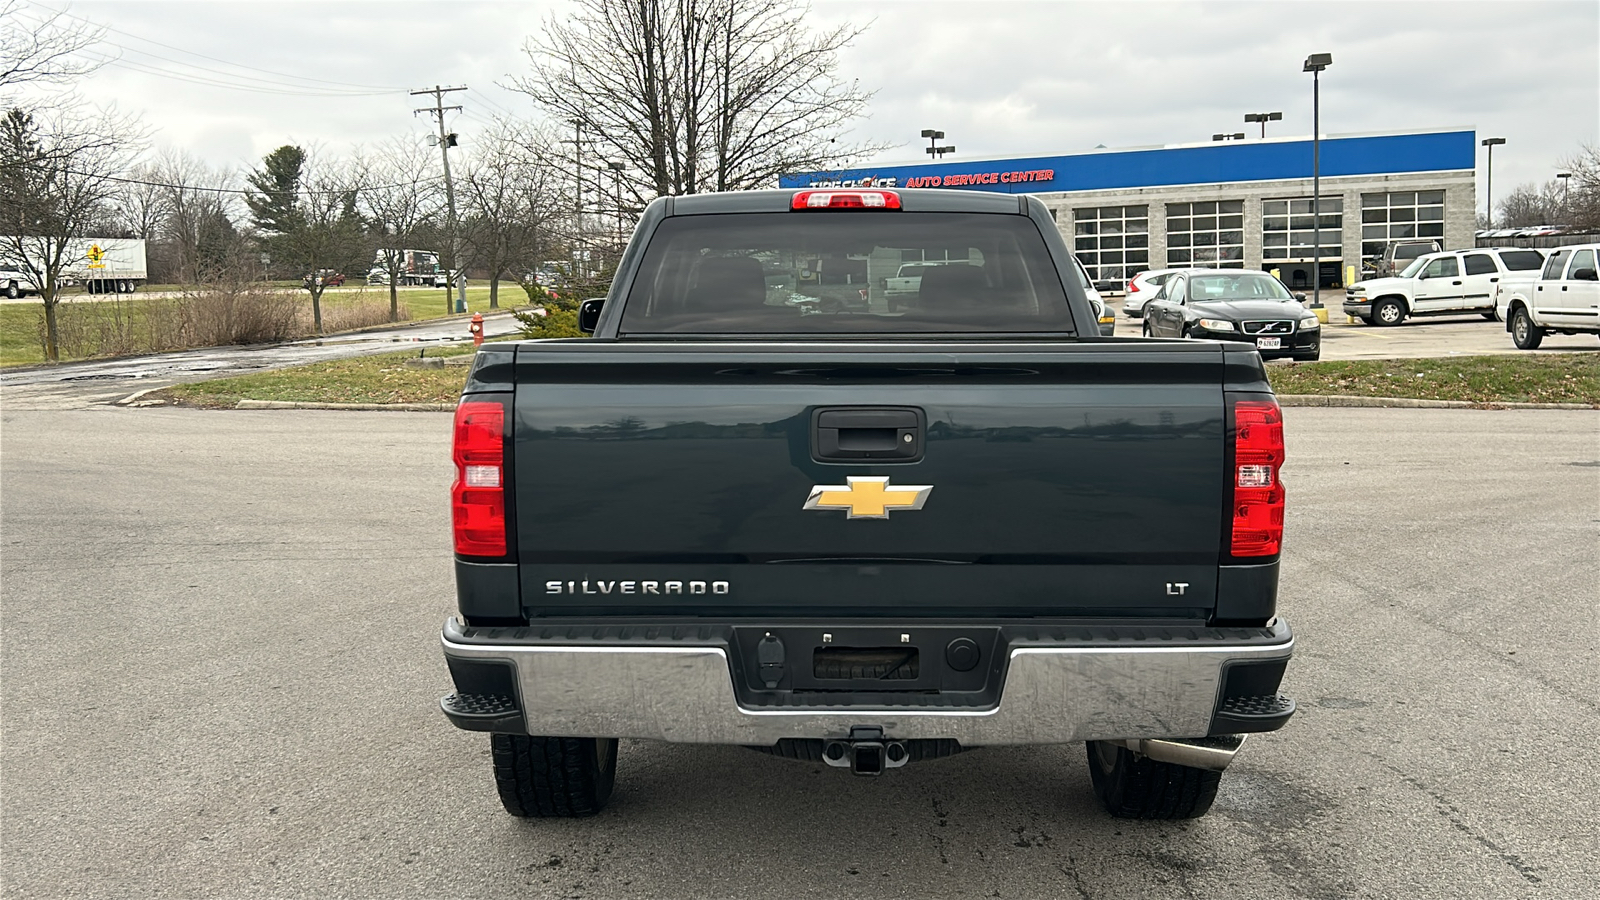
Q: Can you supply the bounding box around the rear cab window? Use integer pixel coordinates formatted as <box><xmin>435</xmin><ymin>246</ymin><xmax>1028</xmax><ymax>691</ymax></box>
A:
<box><xmin>618</xmin><ymin>212</ymin><xmax>1075</xmax><ymax>335</ymax></box>
<box><xmin>1542</xmin><ymin>250</ymin><xmax>1570</xmax><ymax>280</ymax></box>
<box><xmin>1497</xmin><ymin>250</ymin><xmax>1544</xmax><ymax>271</ymax></box>
<box><xmin>1462</xmin><ymin>254</ymin><xmax>1497</xmax><ymax>276</ymax></box>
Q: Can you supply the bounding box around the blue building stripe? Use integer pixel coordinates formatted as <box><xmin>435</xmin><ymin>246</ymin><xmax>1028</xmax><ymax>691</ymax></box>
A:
<box><xmin>780</xmin><ymin>130</ymin><xmax>1476</xmax><ymax>194</ymax></box>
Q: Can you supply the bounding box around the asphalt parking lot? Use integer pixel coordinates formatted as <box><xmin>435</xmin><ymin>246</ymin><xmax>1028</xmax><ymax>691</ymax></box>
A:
<box><xmin>1103</xmin><ymin>296</ymin><xmax>1600</xmax><ymax>361</ymax></box>
<box><xmin>2</xmin><ymin>406</ymin><xmax>1596</xmax><ymax>899</ymax></box>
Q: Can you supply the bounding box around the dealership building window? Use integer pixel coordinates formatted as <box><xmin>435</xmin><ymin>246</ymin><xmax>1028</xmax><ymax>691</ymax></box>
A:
<box><xmin>1261</xmin><ymin>197</ymin><xmax>1343</xmax><ymax>263</ymax></box>
<box><xmin>1073</xmin><ymin>205</ymin><xmax>1149</xmax><ymax>281</ymax></box>
<box><xmin>1165</xmin><ymin>200</ymin><xmax>1244</xmax><ymax>269</ymax></box>
<box><xmin>1360</xmin><ymin>190</ymin><xmax>1445</xmax><ymax>260</ymax></box>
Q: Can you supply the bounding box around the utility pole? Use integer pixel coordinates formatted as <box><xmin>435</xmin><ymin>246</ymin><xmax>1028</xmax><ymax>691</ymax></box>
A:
<box><xmin>412</xmin><ymin>84</ymin><xmax>468</xmax><ymax>313</ymax></box>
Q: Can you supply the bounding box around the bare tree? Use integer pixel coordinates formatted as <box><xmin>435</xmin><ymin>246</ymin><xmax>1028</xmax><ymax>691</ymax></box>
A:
<box><xmin>1497</xmin><ymin>183</ymin><xmax>1558</xmax><ymax>228</ymax></box>
<box><xmin>460</xmin><ymin>119</ymin><xmax>564</xmax><ymax>310</ymax></box>
<box><xmin>513</xmin><ymin>0</ymin><xmax>882</xmax><ymax>205</ymax></box>
<box><xmin>354</xmin><ymin>137</ymin><xmax>443</xmax><ymax>321</ymax></box>
<box><xmin>0</xmin><ymin>103</ymin><xmax>144</xmax><ymax>360</ymax></box>
<box><xmin>154</xmin><ymin>150</ymin><xmax>239</xmax><ymax>284</ymax></box>
<box><xmin>1557</xmin><ymin>144</ymin><xmax>1600</xmax><ymax>231</ymax></box>
<box><xmin>113</xmin><ymin>160</ymin><xmax>166</xmax><ymax>238</ymax></box>
<box><xmin>0</xmin><ymin>0</ymin><xmax>107</xmax><ymax>99</ymax></box>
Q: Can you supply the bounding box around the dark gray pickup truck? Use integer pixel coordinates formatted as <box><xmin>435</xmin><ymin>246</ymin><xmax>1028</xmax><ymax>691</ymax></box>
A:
<box><xmin>440</xmin><ymin>188</ymin><xmax>1295</xmax><ymax>820</ymax></box>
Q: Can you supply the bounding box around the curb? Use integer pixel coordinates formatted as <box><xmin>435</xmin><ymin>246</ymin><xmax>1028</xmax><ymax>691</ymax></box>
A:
<box><xmin>235</xmin><ymin>400</ymin><xmax>453</xmax><ymax>412</ymax></box>
<box><xmin>115</xmin><ymin>387</ymin><xmax>165</xmax><ymax>406</ymax></box>
<box><xmin>1277</xmin><ymin>394</ymin><xmax>1594</xmax><ymax>410</ymax></box>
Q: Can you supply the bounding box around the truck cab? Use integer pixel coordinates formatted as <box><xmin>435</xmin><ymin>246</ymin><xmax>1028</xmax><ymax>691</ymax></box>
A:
<box><xmin>1496</xmin><ymin>243</ymin><xmax>1600</xmax><ymax>348</ymax></box>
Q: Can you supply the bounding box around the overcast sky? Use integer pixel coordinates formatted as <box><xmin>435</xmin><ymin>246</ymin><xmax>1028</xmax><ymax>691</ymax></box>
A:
<box><xmin>16</xmin><ymin>0</ymin><xmax>1600</xmax><ymax>194</ymax></box>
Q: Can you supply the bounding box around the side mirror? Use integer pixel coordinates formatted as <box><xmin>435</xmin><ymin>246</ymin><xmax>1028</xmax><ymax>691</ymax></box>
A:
<box><xmin>1293</xmin><ymin>292</ymin><xmax>1307</xmax><ymax>302</ymax></box>
<box><xmin>1574</xmin><ymin>267</ymin><xmax>1598</xmax><ymax>282</ymax></box>
<box><xmin>578</xmin><ymin>297</ymin><xmax>605</xmax><ymax>334</ymax></box>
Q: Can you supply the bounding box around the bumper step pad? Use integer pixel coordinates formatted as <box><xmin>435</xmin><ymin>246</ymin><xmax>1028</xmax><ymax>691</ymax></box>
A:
<box><xmin>1212</xmin><ymin>693</ymin><xmax>1295</xmax><ymax>734</ymax></box>
<box><xmin>440</xmin><ymin>692</ymin><xmax>524</xmax><ymax>733</ymax></box>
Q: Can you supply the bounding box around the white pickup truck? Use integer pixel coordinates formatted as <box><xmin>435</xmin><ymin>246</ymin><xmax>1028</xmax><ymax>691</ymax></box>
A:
<box><xmin>1493</xmin><ymin>243</ymin><xmax>1600</xmax><ymax>349</ymax></box>
<box><xmin>1343</xmin><ymin>247</ymin><xmax>1545</xmax><ymax>326</ymax></box>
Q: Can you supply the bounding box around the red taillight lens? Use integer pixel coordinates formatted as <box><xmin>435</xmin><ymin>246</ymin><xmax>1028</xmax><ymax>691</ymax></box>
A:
<box><xmin>1128</xmin><ymin>281</ymin><xmax>1141</xmax><ymax>293</ymax></box>
<box><xmin>1231</xmin><ymin>399</ymin><xmax>1285</xmax><ymax>557</ymax></box>
<box><xmin>452</xmin><ymin>401</ymin><xmax>506</xmax><ymax>556</ymax></box>
<box><xmin>790</xmin><ymin>190</ymin><xmax>902</xmax><ymax>210</ymax></box>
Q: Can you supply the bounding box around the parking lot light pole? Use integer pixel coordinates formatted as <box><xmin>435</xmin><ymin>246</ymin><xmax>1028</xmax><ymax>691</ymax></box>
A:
<box><xmin>1481</xmin><ymin>137</ymin><xmax>1506</xmax><ymax>227</ymax></box>
<box><xmin>1245</xmin><ymin>111</ymin><xmax>1283</xmax><ymax>138</ymax></box>
<box><xmin>1212</xmin><ymin>133</ymin><xmax>1246</xmax><ymax>141</ymax></box>
<box><xmin>608</xmin><ymin>161</ymin><xmax>626</xmax><ymax>247</ymax></box>
<box><xmin>1304</xmin><ymin>53</ymin><xmax>1332</xmax><ymax>309</ymax></box>
<box><xmin>922</xmin><ymin>129</ymin><xmax>955</xmax><ymax>159</ymax></box>
<box><xmin>1557</xmin><ymin>171</ymin><xmax>1572</xmax><ymax>216</ymax></box>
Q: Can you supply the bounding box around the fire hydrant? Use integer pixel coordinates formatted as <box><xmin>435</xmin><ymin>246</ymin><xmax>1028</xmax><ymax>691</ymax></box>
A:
<box><xmin>469</xmin><ymin>312</ymin><xmax>484</xmax><ymax>349</ymax></box>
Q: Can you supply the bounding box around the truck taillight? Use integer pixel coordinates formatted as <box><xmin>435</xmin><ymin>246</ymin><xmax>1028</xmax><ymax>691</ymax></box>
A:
<box><xmin>452</xmin><ymin>401</ymin><xmax>506</xmax><ymax>557</ymax></box>
<box><xmin>1231</xmin><ymin>399</ymin><xmax>1285</xmax><ymax>557</ymax></box>
<box><xmin>790</xmin><ymin>190</ymin><xmax>902</xmax><ymax>210</ymax></box>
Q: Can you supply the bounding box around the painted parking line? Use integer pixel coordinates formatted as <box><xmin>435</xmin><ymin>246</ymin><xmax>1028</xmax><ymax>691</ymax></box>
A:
<box><xmin>1325</xmin><ymin>328</ymin><xmax>1395</xmax><ymax>340</ymax></box>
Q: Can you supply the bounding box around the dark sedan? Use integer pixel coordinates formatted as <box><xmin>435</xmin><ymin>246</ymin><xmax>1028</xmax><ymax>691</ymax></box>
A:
<box><xmin>1140</xmin><ymin>269</ymin><xmax>1321</xmax><ymax>361</ymax></box>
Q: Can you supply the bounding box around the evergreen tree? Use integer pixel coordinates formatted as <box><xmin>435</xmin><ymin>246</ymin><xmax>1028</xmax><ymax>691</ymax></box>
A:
<box><xmin>245</xmin><ymin>145</ymin><xmax>305</xmax><ymax>236</ymax></box>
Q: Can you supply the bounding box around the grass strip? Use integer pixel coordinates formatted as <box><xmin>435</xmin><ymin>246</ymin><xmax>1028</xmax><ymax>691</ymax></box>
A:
<box><xmin>158</xmin><ymin>347</ymin><xmax>476</xmax><ymax>408</ymax></box>
<box><xmin>1266</xmin><ymin>354</ymin><xmax>1598</xmax><ymax>406</ymax></box>
<box><xmin>156</xmin><ymin>350</ymin><xmax>1599</xmax><ymax>410</ymax></box>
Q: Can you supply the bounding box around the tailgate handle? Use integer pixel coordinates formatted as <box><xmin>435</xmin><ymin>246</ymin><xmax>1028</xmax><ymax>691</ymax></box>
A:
<box><xmin>813</xmin><ymin>407</ymin><xmax>924</xmax><ymax>462</ymax></box>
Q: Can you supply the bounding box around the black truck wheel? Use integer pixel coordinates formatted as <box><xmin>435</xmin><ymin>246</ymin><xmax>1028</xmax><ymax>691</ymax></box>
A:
<box><xmin>1085</xmin><ymin>740</ymin><xmax>1221</xmax><ymax>819</ymax></box>
<box><xmin>490</xmin><ymin>734</ymin><xmax>617</xmax><ymax>818</ymax></box>
<box><xmin>4</xmin><ymin>282</ymin><xmax>17</xmax><ymax>299</ymax></box>
<box><xmin>1510</xmin><ymin>307</ymin><xmax>1544</xmax><ymax>350</ymax></box>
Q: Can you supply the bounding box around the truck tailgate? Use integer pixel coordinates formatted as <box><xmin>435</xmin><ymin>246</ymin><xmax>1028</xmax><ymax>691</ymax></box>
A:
<box><xmin>512</xmin><ymin>340</ymin><xmax>1235</xmax><ymax>618</ymax></box>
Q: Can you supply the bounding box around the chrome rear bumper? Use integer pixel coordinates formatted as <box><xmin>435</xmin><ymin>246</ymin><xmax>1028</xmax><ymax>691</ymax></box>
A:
<box><xmin>441</xmin><ymin>617</ymin><xmax>1294</xmax><ymax>747</ymax></box>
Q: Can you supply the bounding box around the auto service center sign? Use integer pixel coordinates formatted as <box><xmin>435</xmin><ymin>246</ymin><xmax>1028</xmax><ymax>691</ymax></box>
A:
<box><xmin>783</xmin><ymin>166</ymin><xmax>1059</xmax><ymax>193</ymax></box>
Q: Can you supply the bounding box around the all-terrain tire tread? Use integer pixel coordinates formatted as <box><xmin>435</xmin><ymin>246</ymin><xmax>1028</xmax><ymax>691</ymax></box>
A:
<box><xmin>1087</xmin><ymin>742</ymin><xmax>1222</xmax><ymax>820</ymax></box>
<box><xmin>490</xmin><ymin>734</ymin><xmax>614</xmax><ymax>818</ymax></box>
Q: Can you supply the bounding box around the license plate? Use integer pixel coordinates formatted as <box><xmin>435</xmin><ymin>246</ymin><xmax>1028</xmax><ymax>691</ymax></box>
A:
<box><xmin>1256</xmin><ymin>337</ymin><xmax>1282</xmax><ymax>350</ymax></box>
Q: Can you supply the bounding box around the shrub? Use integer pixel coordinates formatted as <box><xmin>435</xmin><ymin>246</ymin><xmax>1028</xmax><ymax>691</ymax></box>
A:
<box><xmin>515</xmin><ymin>306</ymin><xmax>585</xmax><ymax>339</ymax></box>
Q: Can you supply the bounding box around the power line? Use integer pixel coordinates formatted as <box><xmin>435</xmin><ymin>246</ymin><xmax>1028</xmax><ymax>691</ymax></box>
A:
<box><xmin>80</xmin><ymin>52</ymin><xmax>402</xmax><ymax>97</ymax></box>
<box><xmin>22</xmin><ymin>1</ymin><xmax>410</xmax><ymax>93</ymax></box>
<box><xmin>8</xmin><ymin>160</ymin><xmax>443</xmax><ymax>196</ymax></box>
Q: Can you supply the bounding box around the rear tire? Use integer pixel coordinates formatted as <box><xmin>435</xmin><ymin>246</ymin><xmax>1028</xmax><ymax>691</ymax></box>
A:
<box><xmin>490</xmin><ymin>735</ymin><xmax>618</xmax><ymax>818</ymax></box>
<box><xmin>1141</xmin><ymin>320</ymin><xmax>1153</xmax><ymax>338</ymax></box>
<box><xmin>1372</xmin><ymin>298</ymin><xmax>1405</xmax><ymax>326</ymax></box>
<box><xmin>1510</xmin><ymin>307</ymin><xmax>1544</xmax><ymax>350</ymax></box>
<box><xmin>4</xmin><ymin>282</ymin><xmax>17</xmax><ymax>299</ymax></box>
<box><xmin>1086</xmin><ymin>740</ymin><xmax>1221</xmax><ymax>820</ymax></box>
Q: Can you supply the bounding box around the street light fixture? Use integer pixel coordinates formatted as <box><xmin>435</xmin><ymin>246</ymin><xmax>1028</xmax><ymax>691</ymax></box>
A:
<box><xmin>1303</xmin><ymin>52</ymin><xmax>1332</xmax><ymax>309</ymax></box>
<box><xmin>1212</xmin><ymin>133</ymin><xmax>1246</xmax><ymax>141</ymax></box>
<box><xmin>1556</xmin><ymin>171</ymin><xmax>1572</xmax><ymax>215</ymax></box>
<box><xmin>1481</xmin><ymin>137</ymin><xmax>1506</xmax><ymax>227</ymax></box>
<box><xmin>922</xmin><ymin>129</ymin><xmax>955</xmax><ymax>159</ymax></box>
<box><xmin>1245</xmin><ymin>111</ymin><xmax>1283</xmax><ymax>138</ymax></box>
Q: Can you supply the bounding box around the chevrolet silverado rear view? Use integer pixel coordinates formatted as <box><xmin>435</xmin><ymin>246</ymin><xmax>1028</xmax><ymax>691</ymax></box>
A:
<box><xmin>440</xmin><ymin>188</ymin><xmax>1296</xmax><ymax>820</ymax></box>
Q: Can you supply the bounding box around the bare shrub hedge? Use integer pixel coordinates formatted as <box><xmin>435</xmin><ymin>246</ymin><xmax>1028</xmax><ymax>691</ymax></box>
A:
<box><xmin>37</xmin><ymin>284</ymin><xmax>411</xmax><ymax>360</ymax></box>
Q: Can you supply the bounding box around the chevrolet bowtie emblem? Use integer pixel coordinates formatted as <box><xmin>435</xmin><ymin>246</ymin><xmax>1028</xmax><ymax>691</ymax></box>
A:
<box><xmin>803</xmin><ymin>476</ymin><xmax>932</xmax><ymax>520</ymax></box>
